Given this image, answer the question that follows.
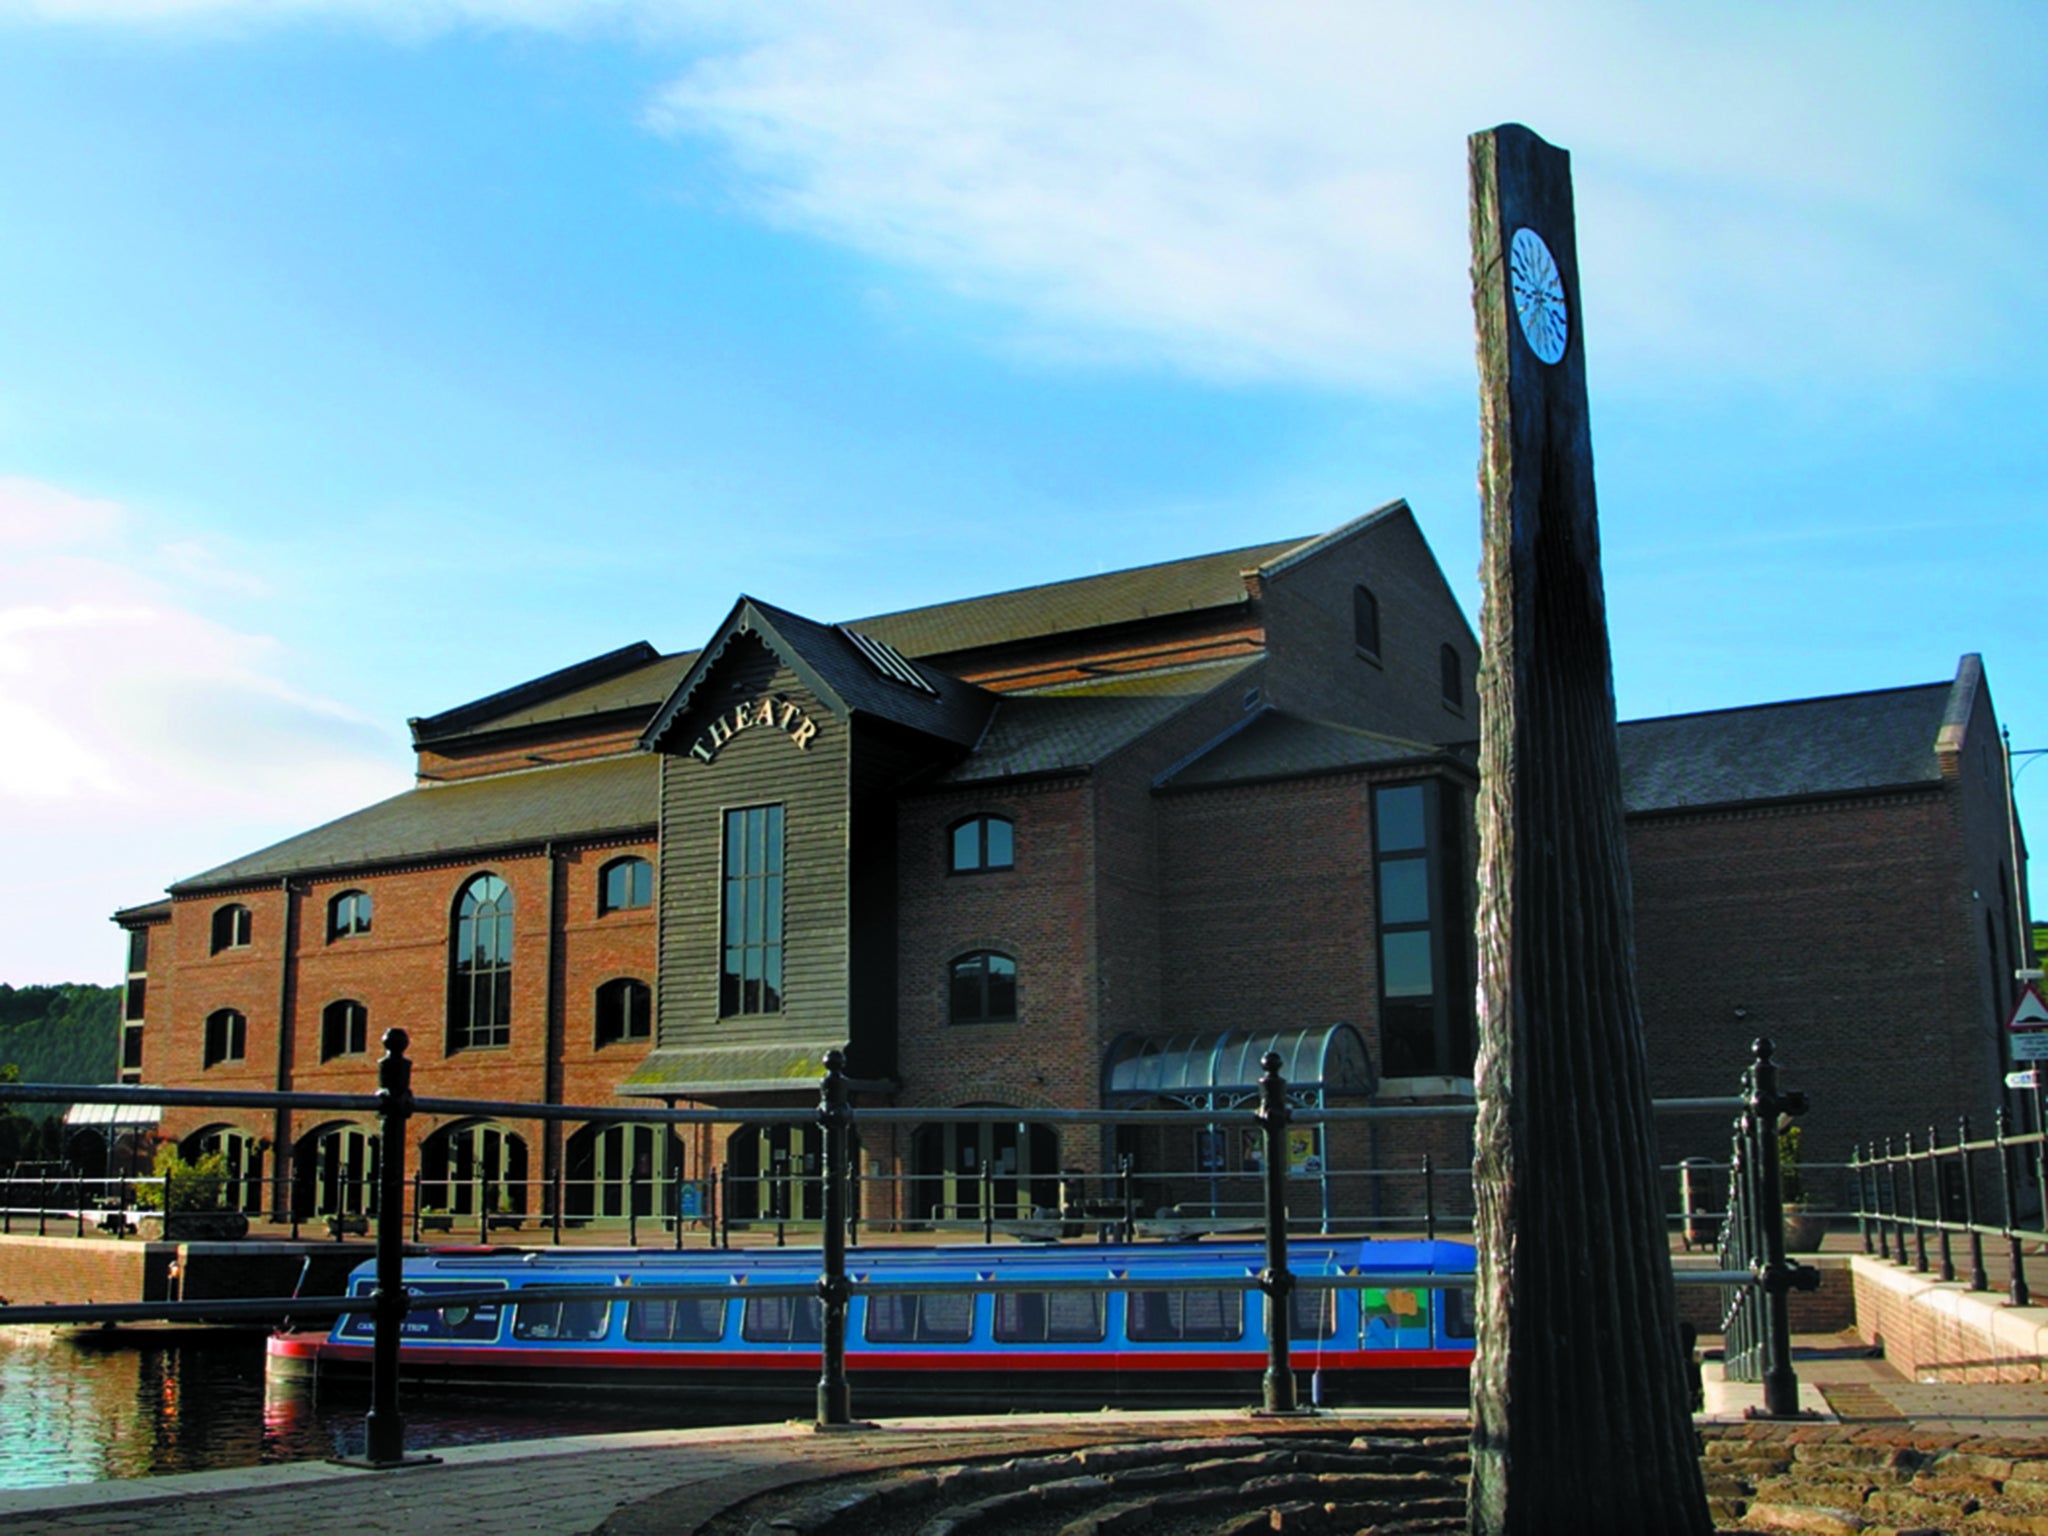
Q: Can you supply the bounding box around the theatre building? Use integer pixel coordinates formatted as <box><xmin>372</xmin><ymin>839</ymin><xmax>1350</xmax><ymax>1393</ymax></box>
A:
<box><xmin>109</xmin><ymin>502</ymin><xmax>2027</xmax><ymax>1226</ymax></box>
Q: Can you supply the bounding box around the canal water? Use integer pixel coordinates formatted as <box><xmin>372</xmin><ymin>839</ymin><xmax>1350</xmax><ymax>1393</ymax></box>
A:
<box><xmin>0</xmin><ymin>1327</ymin><xmax>746</xmax><ymax>1490</ymax></box>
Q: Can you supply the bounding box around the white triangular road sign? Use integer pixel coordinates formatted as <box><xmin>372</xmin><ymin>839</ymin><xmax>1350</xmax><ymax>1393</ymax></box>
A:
<box><xmin>2008</xmin><ymin>983</ymin><xmax>2048</xmax><ymax>1031</ymax></box>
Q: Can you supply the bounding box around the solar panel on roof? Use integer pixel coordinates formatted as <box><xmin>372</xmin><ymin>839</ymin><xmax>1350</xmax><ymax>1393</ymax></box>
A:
<box><xmin>837</xmin><ymin>625</ymin><xmax>938</xmax><ymax>695</ymax></box>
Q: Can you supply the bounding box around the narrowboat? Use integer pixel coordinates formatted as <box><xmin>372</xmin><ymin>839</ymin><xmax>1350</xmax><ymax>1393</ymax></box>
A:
<box><xmin>267</xmin><ymin>1239</ymin><xmax>1475</xmax><ymax>1411</ymax></box>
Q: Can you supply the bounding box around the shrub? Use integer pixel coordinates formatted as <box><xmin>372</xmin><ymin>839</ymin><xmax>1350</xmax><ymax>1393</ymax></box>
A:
<box><xmin>137</xmin><ymin>1145</ymin><xmax>228</xmax><ymax>1213</ymax></box>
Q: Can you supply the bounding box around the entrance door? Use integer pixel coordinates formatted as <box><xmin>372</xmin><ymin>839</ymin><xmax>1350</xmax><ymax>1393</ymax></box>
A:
<box><xmin>725</xmin><ymin>1124</ymin><xmax>823</xmax><ymax>1220</ymax></box>
<box><xmin>912</xmin><ymin>1117</ymin><xmax>1058</xmax><ymax>1222</ymax></box>
<box><xmin>422</xmin><ymin>1123</ymin><xmax>530</xmax><ymax>1217</ymax></box>
<box><xmin>296</xmin><ymin>1124</ymin><xmax>377</xmax><ymax>1218</ymax></box>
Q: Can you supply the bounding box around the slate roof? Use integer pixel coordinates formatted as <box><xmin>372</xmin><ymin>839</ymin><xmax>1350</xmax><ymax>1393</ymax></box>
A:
<box><xmin>937</xmin><ymin>659</ymin><xmax>1260</xmax><ymax>783</ymax></box>
<box><xmin>1617</xmin><ymin>681</ymin><xmax>1954</xmax><ymax>813</ymax></box>
<box><xmin>170</xmin><ymin>754</ymin><xmax>658</xmax><ymax>893</ymax></box>
<box><xmin>469</xmin><ymin>650</ymin><xmax>698</xmax><ymax>736</ymax></box>
<box><xmin>1162</xmin><ymin>708</ymin><xmax>1470</xmax><ymax>790</ymax></box>
<box><xmin>830</xmin><ymin>537</ymin><xmax>1302</xmax><ymax>659</ymax></box>
<box><xmin>641</xmin><ymin>597</ymin><xmax>996</xmax><ymax>754</ymax></box>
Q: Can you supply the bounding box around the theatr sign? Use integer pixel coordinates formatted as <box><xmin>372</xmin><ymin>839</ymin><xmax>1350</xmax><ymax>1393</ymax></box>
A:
<box><xmin>687</xmin><ymin>695</ymin><xmax>819</xmax><ymax>764</ymax></box>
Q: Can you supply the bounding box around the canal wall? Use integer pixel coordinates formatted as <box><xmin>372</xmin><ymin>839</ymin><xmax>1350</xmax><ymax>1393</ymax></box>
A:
<box><xmin>0</xmin><ymin>1235</ymin><xmax>365</xmax><ymax>1307</ymax></box>
<box><xmin>1853</xmin><ymin>1252</ymin><xmax>2048</xmax><ymax>1381</ymax></box>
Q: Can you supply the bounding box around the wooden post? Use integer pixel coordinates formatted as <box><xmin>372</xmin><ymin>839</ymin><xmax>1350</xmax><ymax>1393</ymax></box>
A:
<box><xmin>1467</xmin><ymin>123</ymin><xmax>1711</xmax><ymax>1535</ymax></box>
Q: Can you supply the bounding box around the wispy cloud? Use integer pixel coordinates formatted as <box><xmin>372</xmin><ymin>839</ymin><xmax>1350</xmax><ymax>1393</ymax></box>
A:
<box><xmin>0</xmin><ymin>477</ymin><xmax>410</xmax><ymax>978</ymax></box>
<box><xmin>3</xmin><ymin>2</ymin><xmax>2036</xmax><ymax>391</ymax></box>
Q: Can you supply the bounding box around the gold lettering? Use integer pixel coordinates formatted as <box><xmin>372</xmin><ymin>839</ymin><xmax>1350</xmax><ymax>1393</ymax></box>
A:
<box><xmin>776</xmin><ymin>699</ymin><xmax>799</xmax><ymax>730</ymax></box>
<box><xmin>790</xmin><ymin>718</ymin><xmax>817</xmax><ymax>750</ymax></box>
<box><xmin>752</xmin><ymin>697</ymin><xmax>777</xmax><ymax>728</ymax></box>
<box><xmin>731</xmin><ymin>703</ymin><xmax>753</xmax><ymax>734</ymax></box>
<box><xmin>689</xmin><ymin>739</ymin><xmax>715</xmax><ymax>764</ymax></box>
<box><xmin>707</xmin><ymin>717</ymin><xmax>733</xmax><ymax>747</ymax></box>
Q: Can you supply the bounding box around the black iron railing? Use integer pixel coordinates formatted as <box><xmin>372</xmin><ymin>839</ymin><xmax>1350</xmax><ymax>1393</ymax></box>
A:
<box><xmin>0</xmin><ymin>1035</ymin><xmax>1786</xmax><ymax>1464</ymax></box>
<box><xmin>1851</xmin><ymin>1111</ymin><xmax>2042</xmax><ymax>1304</ymax></box>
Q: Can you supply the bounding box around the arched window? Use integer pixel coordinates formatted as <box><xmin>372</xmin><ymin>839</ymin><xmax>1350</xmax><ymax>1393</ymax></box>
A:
<box><xmin>449</xmin><ymin>873</ymin><xmax>513</xmax><ymax>1052</ymax></box>
<box><xmin>180</xmin><ymin>1124</ymin><xmax>265</xmax><ymax>1213</ymax></box>
<box><xmin>949</xmin><ymin>951</ymin><xmax>1018</xmax><ymax>1024</ymax></box>
<box><xmin>203</xmin><ymin>1008</ymin><xmax>247</xmax><ymax>1068</ymax></box>
<box><xmin>1440</xmin><ymin>644</ymin><xmax>1463</xmax><ymax>710</ymax></box>
<box><xmin>1353</xmin><ymin>584</ymin><xmax>1380</xmax><ymax>659</ymax></box>
<box><xmin>210</xmin><ymin>903</ymin><xmax>252</xmax><ymax>954</ymax></box>
<box><xmin>949</xmin><ymin>815</ymin><xmax>1015</xmax><ymax>874</ymax></box>
<box><xmin>321</xmin><ymin>999</ymin><xmax>369</xmax><ymax>1061</ymax></box>
<box><xmin>328</xmin><ymin>889</ymin><xmax>372</xmax><ymax>940</ymax></box>
<box><xmin>599</xmin><ymin>856</ymin><xmax>653</xmax><ymax>914</ymax></box>
<box><xmin>594</xmin><ymin>977</ymin><xmax>652</xmax><ymax>1048</ymax></box>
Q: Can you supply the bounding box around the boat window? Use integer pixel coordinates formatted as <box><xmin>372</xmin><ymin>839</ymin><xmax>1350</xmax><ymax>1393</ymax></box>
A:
<box><xmin>1440</xmin><ymin>1286</ymin><xmax>1476</xmax><ymax>1341</ymax></box>
<box><xmin>994</xmin><ymin>1290</ymin><xmax>1104</xmax><ymax>1344</ymax></box>
<box><xmin>512</xmin><ymin>1294</ymin><xmax>611</xmax><ymax>1343</ymax></box>
<box><xmin>626</xmin><ymin>1297</ymin><xmax>726</xmax><ymax>1343</ymax></box>
<box><xmin>743</xmin><ymin>1294</ymin><xmax>823</xmax><ymax>1344</ymax></box>
<box><xmin>865</xmin><ymin>1292</ymin><xmax>975</xmax><ymax>1344</ymax></box>
<box><xmin>1360</xmin><ymin>1287</ymin><xmax>1432</xmax><ymax>1350</ymax></box>
<box><xmin>1126</xmin><ymin>1289</ymin><xmax>1243</xmax><ymax>1343</ymax></box>
<box><xmin>1289</xmin><ymin>1285</ymin><xmax>1336</xmax><ymax>1341</ymax></box>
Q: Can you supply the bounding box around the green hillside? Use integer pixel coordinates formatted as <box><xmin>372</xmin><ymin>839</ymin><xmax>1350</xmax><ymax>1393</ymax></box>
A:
<box><xmin>0</xmin><ymin>984</ymin><xmax>121</xmax><ymax>1112</ymax></box>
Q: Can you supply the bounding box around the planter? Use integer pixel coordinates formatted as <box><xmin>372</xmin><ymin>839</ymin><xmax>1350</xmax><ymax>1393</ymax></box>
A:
<box><xmin>1783</xmin><ymin>1207</ymin><xmax>1827</xmax><ymax>1253</ymax></box>
<box><xmin>326</xmin><ymin>1215</ymin><xmax>370</xmax><ymax>1239</ymax></box>
<box><xmin>418</xmin><ymin>1214</ymin><xmax>453</xmax><ymax>1233</ymax></box>
<box><xmin>140</xmin><ymin>1211</ymin><xmax>251</xmax><ymax>1241</ymax></box>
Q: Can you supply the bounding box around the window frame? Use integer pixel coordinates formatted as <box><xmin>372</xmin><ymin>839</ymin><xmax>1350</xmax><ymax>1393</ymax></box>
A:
<box><xmin>1353</xmin><ymin>584</ymin><xmax>1381</xmax><ymax>662</ymax></box>
<box><xmin>948</xmin><ymin>814</ymin><xmax>1015</xmax><ymax>875</ymax></box>
<box><xmin>321</xmin><ymin>998</ymin><xmax>369</xmax><ymax>1062</ymax></box>
<box><xmin>594</xmin><ymin>976</ymin><xmax>653</xmax><ymax>1049</ymax></box>
<box><xmin>1440</xmin><ymin>643</ymin><xmax>1464</xmax><ymax>712</ymax></box>
<box><xmin>1372</xmin><ymin>779</ymin><xmax>1474</xmax><ymax>1082</ymax></box>
<box><xmin>598</xmin><ymin>856</ymin><xmax>654</xmax><ymax>916</ymax></box>
<box><xmin>720</xmin><ymin>805</ymin><xmax>785</xmax><ymax>1018</ymax></box>
<box><xmin>948</xmin><ymin>950</ymin><xmax>1018</xmax><ymax>1025</ymax></box>
<box><xmin>449</xmin><ymin>872</ymin><xmax>514</xmax><ymax>1053</ymax></box>
<box><xmin>210</xmin><ymin>903</ymin><xmax>252</xmax><ymax>955</ymax></box>
<box><xmin>327</xmin><ymin>889</ymin><xmax>373</xmax><ymax>942</ymax></box>
<box><xmin>202</xmin><ymin>1007</ymin><xmax>247</xmax><ymax>1069</ymax></box>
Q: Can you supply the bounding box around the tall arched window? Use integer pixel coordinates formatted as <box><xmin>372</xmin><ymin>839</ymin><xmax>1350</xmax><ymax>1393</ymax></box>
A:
<box><xmin>203</xmin><ymin>1007</ymin><xmax>247</xmax><ymax>1067</ymax></box>
<box><xmin>210</xmin><ymin>903</ymin><xmax>252</xmax><ymax>954</ymax></box>
<box><xmin>599</xmin><ymin>856</ymin><xmax>653</xmax><ymax>914</ymax></box>
<box><xmin>594</xmin><ymin>977</ymin><xmax>652</xmax><ymax>1048</ymax></box>
<box><xmin>321</xmin><ymin>998</ymin><xmax>369</xmax><ymax>1061</ymax></box>
<box><xmin>949</xmin><ymin>951</ymin><xmax>1018</xmax><ymax>1024</ymax></box>
<box><xmin>449</xmin><ymin>873</ymin><xmax>513</xmax><ymax>1052</ymax></box>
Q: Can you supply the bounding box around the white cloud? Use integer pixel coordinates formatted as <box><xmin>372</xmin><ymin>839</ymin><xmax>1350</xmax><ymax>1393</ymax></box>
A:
<box><xmin>2</xmin><ymin>1</ymin><xmax>2036</xmax><ymax>390</ymax></box>
<box><xmin>0</xmin><ymin>478</ymin><xmax>410</xmax><ymax>979</ymax></box>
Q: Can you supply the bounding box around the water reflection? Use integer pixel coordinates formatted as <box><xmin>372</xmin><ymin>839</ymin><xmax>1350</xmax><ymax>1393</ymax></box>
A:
<box><xmin>0</xmin><ymin>1328</ymin><xmax>728</xmax><ymax>1490</ymax></box>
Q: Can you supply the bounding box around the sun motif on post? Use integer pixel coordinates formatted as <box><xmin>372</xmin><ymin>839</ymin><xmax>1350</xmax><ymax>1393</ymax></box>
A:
<box><xmin>1508</xmin><ymin>227</ymin><xmax>1568</xmax><ymax>365</ymax></box>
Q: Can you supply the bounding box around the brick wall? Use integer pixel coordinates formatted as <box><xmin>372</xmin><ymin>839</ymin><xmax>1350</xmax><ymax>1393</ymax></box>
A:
<box><xmin>0</xmin><ymin>1235</ymin><xmax>167</xmax><ymax>1305</ymax></box>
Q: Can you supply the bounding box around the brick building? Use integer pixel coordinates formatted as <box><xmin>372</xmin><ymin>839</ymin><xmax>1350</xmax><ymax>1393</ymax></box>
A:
<box><xmin>108</xmin><ymin>503</ymin><xmax>2028</xmax><ymax>1225</ymax></box>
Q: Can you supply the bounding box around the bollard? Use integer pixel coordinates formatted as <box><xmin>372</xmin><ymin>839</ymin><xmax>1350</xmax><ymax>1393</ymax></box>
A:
<box><xmin>1998</xmin><ymin>1109</ymin><xmax>2030</xmax><ymax>1306</ymax></box>
<box><xmin>1962</xmin><ymin>1115</ymin><xmax>1988</xmax><ymax>1292</ymax></box>
<box><xmin>815</xmin><ymin>1051</ymin><xmax>853</xmax><ymax>1427</ymax></box>
<box><xmin>1256</xmin><ymin>1051</ymin><xmax>1300</xmax><ymax>1415</ymax></box>
<box><xmin>360</xmin><ymin>1028</ymin><xmax>425</xmax><ymax>1468</ymax></box>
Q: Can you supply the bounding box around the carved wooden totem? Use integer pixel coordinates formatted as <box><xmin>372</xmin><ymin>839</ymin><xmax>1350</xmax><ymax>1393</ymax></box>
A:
<box><xmin>1466</xmin><ymin>123</ymin><xmax>1711</xmax><ymax>1535</ymax></box>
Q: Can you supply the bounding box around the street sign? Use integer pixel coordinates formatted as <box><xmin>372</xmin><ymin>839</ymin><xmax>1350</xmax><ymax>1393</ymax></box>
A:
<box><xmin>2007</xmin><ymin>983</ymin><xmax>2048</xmax><ymax>1031</ymax></box>
<box><xmin>2009</xmin><ymin>1070</ymin><xmax>2040</xmax><ymax>1091</ymax></box>
<box><xmin>2012</xmin><ymin>1032</ymin><xmax>2048</xmax><ymax>1062</ymax></box>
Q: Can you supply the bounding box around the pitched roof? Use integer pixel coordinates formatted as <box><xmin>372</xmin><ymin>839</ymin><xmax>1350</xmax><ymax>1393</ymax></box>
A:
<box><xmin>1161</xmin><ymin>708</ymin><xmax>1472</xmax><ymax>790</ymax></box>
<box><xmin>466</xmin><ymin>650</ymin><xmax>699</xmax><ymax>736</ymax></box>
<box><xmin>1617</xmin><ymin>681</ymin><xmax>1952</xmax><ymax>813</ymax></box>
<box><xmin>170</xmin><ymin>754</ymin><xmax>658</xmax><ymax>893</ymax></box>
<box><xmin>409</xmin><ymin>642</ymin><xmax>662</xmax><ymax>745</ymax></box>
<box><xmin>936</xmin><ymin>658</ymin><xmax>1260</xmax><ymax>783</ymax></box>
<box><xmin>641</xmin><ymin>597</ymin><xmax>996</xmax><ymax>754</ymax></box>
<box><xmin>850</xmin><ymin>538</ymin><xmax>1303</xmax><ymax>659</ymax></box>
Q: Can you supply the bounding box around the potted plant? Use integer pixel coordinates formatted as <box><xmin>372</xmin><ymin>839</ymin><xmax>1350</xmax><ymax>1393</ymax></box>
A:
<box><xmin>418</xmin><ymin>1204</ymin><xmax>453</xmax><ymax>1234</ymax></box>
<box><xmin>1779</xmin><ymin>1123</ymin><xmax>1826</xmax><ymax>1253</ymax></box>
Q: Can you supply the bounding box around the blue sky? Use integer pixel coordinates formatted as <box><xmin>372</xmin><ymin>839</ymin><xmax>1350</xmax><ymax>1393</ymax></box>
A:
<box><xmin>0</xmin><ymin>1</ymin><xmax>2041</xmax><ymax>985</ymax></box>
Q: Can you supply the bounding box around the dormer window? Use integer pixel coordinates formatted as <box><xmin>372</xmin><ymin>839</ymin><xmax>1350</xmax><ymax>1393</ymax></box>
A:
<box><xmin>950</xmin><ymin>815</ymin><xmax>1015</xmax><ymax>875</ymax></box>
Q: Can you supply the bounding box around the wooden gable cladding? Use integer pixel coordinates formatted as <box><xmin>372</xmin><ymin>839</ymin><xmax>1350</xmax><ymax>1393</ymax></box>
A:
<box><xmin>654</xmin><ymin>636</ymin><xmax>849</xmax><ymax>1053</ymax></box>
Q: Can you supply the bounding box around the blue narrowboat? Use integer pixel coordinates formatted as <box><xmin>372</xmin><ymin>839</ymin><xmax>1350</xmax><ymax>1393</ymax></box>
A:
<box><xmin>266</xmin><ymin>1239</ymin><xmax>1475</xmax><ymax>1410</ymax></box>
